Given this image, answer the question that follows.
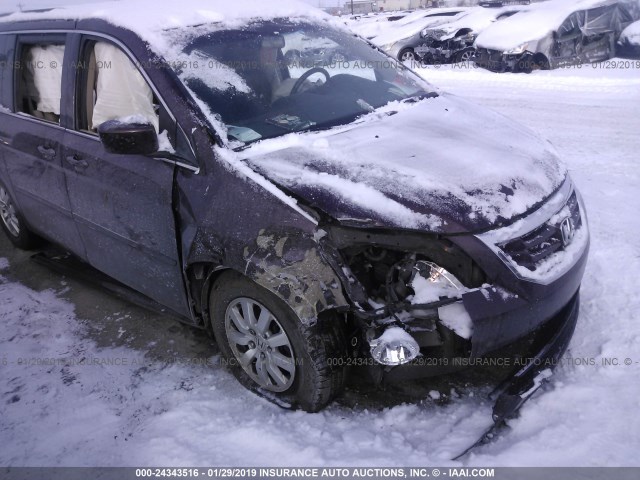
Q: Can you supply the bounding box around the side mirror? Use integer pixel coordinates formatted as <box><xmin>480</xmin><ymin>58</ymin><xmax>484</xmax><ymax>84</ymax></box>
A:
<box><xmin>98</xmin><ymin>120</ymin><xmax>158</xmax><ymax>155</ymax></box>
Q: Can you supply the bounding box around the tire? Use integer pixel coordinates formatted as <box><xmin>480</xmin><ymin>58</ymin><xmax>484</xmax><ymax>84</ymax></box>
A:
<box><xmin>0</xmin><ymin>180</ymin><xmax>40</xmax><ymax>250</ymax></box>
<box><xmin>398</xmin><ymin>48</ymin><xmax>417</xmax><ymax>63</ymax></box>
<box><xmin>532</xmin><ymin>54</ymin><xmax>550</xmax><ymax>71</ymax></box>
<box><xmin>209</xmin><ymin>270</ymin><xmax>348</xmax><ymax>412</ymax></box>
<box><xmin>513</xmin><ymin>56</ymin><xmax>533</xmax><ymax>74</ymax></box>
<box><xmin>455</xmin><ymin>48</ymin><xmax>474</xmax><ymax>64</ymax></box>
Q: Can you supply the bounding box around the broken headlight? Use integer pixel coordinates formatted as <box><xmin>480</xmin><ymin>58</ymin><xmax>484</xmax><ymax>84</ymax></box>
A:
<box><xmin>410</xmin><ymin>260</ymin><xmax>466</xmax><ymax>304</ymax></box>
<box><xmin>340</xmin><ymin>246</ymin><xmax>476</xmax><ymax>315</ymax></box>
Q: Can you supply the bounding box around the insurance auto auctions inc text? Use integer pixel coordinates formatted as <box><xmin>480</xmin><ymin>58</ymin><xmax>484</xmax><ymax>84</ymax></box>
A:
<box><xmin>257</xmin><ymin>468</ymin><xmax>495</xmax><ymax>478</ymax></box>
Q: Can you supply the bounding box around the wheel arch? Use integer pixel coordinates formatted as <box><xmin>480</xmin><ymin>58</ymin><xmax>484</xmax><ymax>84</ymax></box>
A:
<box><xmin>532</xmin><ymin>52</ymin><xmax>550</xmax><ymax>69</ymax></box>
<box><xmin>398</xmin><ymin>47</ymin><xmax>416</xmax><ymax>61</ymax></box>
<box><xmin>187</xmin><ymin>231</ymin><xmax>351</xmax><ymax>334</ymax></box>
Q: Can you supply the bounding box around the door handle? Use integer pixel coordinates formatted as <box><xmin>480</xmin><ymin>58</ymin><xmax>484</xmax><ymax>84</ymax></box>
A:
<box><xmin>37</xmin><ymin>145</ymin><xmax>56</xmax><ymax>161</ymax></box>
<box><xmin>65</xmin><ymin>155</ymin><xmax>89</xmax><ymax>172</ymax></box>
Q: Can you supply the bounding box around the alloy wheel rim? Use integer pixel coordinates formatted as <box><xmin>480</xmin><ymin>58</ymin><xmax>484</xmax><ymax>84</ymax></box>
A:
<box><xmin>460</xmin><ymin>51</ymin><xmax>472</xmax><ymax>62</ymax></box>
<box><xmin>401</xmin><ymin>51</ymin><xmax>414</xmax><ymax>62</ymax></box>
<box><xmin>0</xmin><ymin>187</ymin><xmax>20</xmax><ymax>237</ymax></box>
<box><xmin>225</xmin><ymin>297</ymin><xmax>296</xmax><ymax>392</ymax></box>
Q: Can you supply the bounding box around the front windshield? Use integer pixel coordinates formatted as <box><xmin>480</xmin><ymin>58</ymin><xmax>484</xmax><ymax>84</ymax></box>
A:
<box><xmin>168</xmin><ymin>21</ymin><xmax>435</xmax><ymax>146</ymax></box>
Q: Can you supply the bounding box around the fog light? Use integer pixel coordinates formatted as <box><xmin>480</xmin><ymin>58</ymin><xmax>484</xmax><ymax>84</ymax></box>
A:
<box><xmin>370</xmin><ymin>327</ymin><xmax>420</xmax><ymax>366</ymax></box>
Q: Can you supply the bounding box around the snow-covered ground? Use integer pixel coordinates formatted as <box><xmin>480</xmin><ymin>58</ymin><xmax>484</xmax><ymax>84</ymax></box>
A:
<box><xmin>2</xmin><ymin>62</ymin><xmax>639</xmax><ymax>467</ymax></box>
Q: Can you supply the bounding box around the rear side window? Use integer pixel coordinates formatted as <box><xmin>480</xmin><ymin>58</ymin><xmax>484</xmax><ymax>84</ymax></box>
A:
<box><xmin>585</xmin><ymin>6</ymin><xmax>615</xmax><ymax>32</ymax></box>
<box><xmin>15</xmin><ymin>35</ymin><xmax>66</xmax><ymax>124</ymax></box>
<box><xmin>617</xmin><ymin>5</ymin><xmax>633</xmax><ymax>23</ymax></box>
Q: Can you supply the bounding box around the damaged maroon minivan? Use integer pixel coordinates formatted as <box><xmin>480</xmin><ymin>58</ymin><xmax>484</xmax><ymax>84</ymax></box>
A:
<box><xmin>0</xmin><ymin>0</ymin><xmax>588</xmax><ymax>417</ymax></box>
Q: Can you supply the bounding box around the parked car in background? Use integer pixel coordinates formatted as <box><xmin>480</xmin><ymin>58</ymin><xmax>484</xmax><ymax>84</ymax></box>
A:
<box><xmin>345</xmin><ymin>11</ymin><xmax>403</xmax><ymax>35</ymax></box>
<box><xmin>385</xmin><ymin>10</ymin><xmax>414</xmax><ymax>22</ymax></box>
<box><xmin>412</xmin><ymin>6</ymin><xmax>528</xmax><ymax>65</ymax></box>
<box><xmin>372</xmin><ymin>8</ymin><xmax>467</xmax><ymax>61</ymax></box>
<box><xmin>617</xmin><ymin>19</ymin><xmax>640</xmax><ymax>56</ymax></box>
<box><xmin>351</xmin><ymin>8</ymin><xmax>465</xmax><ymax>40</ymax></box>
<box><xmin>475</xmin><ymin>0</ymin><xmax>638</xmax><ymax>73</ymax></box>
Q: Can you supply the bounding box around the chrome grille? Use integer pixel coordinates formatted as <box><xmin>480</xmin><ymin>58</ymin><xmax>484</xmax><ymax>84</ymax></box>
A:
<box><xmin>500</xmin><ymin>192</ymin><xmax>582</xmax><ymax>271</ymax></box>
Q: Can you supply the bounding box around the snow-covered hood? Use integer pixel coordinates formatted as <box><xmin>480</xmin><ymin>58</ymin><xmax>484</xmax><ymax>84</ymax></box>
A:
<box><xmin>242</xmin><ymin>95</ymin><xmax>566</xmax><ymax>234</ymax></box>
<box><xmin>620</xmin><ymin>20</ymin><xmax>640</xmax><ymax>44</ymax></box>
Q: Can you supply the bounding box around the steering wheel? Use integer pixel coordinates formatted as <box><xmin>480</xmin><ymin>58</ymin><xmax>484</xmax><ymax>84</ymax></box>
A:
<box><xmin>291</xmin><ymin>67</ymin><xmax>330</xmax><ymax>95</ymax></box>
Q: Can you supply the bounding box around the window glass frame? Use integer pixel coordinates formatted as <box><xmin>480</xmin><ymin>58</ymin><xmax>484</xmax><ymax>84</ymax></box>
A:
<box><xmin>0</xmin><ymin>34</ymin><xmax>15</xmax><ymax>111</ymax></box>
<box><xmin>73</xmin><ymin>36</ymin><xmax>170</xmax><ymax>136</ymax></box>
<box><xmin>71</xmin><ymin>34</ymin><xmax>197</xmax><ymax>165</ymax></box>
<box><xmin>14</xmin><ymin>33</ymin><xmax>68</xmax><ymax>124</ymax></box>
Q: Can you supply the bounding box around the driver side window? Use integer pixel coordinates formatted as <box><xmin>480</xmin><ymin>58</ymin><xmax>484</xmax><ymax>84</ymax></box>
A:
<box><xmin>76</xmin><ymin>41</ymin><xmax>159</xmax><ymax>133</ymax></box>
<box><xmin>75</xmin><ymin>38</ymin><xmax>176</xmax><ymax>153</ymax></box>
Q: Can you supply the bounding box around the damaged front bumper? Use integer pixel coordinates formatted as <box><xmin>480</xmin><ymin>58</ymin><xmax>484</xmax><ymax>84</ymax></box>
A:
<box><xmin>415</xmin><ymin>35</ymin><xmax>475</xmax><ymax>64</ymax></box>
<box><xmin>415</xmin><ymin>45</ymin><xmax>457</xmax><ymax>63</ymax></box>
<box><xmin>490</xmin><ymin>290</ymin><xmax>579</xmax><ymax>421</ymax></box>
<box><xmin>374</xmin><ymin>257</ymin><xmax>586</xmax><ymax>384</ymax></box>
<box><xmin>474</xmin><ymin>47</ymin><xmax>528</xmax><ymax>72</ymax></box>
<box><xmin>332</xmin><ymin>178</ymin><xmax>589</xmax><ymax>388</ymax></box>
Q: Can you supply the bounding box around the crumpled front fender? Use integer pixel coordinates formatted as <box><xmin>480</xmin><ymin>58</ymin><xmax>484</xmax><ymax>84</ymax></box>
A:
<box><xmin>243</xmin><ymin>230</ymin><xmax>349</xmax><ymax>324</ymax></box>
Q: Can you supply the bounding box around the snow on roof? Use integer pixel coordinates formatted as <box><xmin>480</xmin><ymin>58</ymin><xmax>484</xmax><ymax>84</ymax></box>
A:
<box><xmin>371</xmin><ymin>10</ymin><xmax>467</xmax><ymax>45</ymax></box>
<box><xmin>371</xmin><ymin>5</ymin><xmax>525</xmax><ymax>46</ymax></box>
<box><xmin>476</xmin><ymin>0</ymin><xmax>638</xmax><ymax>51</ymax></box>
<box><xmin>393</xmin><ymin>7</ymin><xmax>469</xmax><ymax>27</ymax></box>
<box><xmin>0</xmin><ymin>0</ymin><xmax>329</xmax><ymax>52</ymax></box>
<box><xmin>424</xmin><ymin>4</ymin><xmax>529</xmax><ymax>39</ymax></box>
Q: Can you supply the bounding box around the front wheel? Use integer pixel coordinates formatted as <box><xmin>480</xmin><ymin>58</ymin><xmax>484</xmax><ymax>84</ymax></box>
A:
<box><xmin>456</xmin><ymin>48</ymin><xmax>475</xmax><ymax>64</ymax></box>
<box><xmin>0</xmin><ymin>181</ymin><xmax>40</xmax><ymax>250</ymax></box>
<box><xmin>209</xmin><ymin>271</ymin><xmax>348</xmax><ymax>412</ymax></box>
<box><xmin>399</xmin><ymin>48</ymin><xmax>418</xmax><ymax>63</ymax></box>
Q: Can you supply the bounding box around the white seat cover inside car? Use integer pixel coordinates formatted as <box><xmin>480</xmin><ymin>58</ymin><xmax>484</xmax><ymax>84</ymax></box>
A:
<box><xmin>26</xmin><ymin>45</ymin><xmax>65</xmax><ymax>115</ymax></box>
<box><xmin>92</xmin><ymin>42</ymin><xmax>159</xmax><ymax>132</ymax></box>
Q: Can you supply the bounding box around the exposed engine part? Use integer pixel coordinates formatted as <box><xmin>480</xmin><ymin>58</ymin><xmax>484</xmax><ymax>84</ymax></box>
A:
<box><xmin>340</xmin><ymin>245</ymin><xmax>481</xmax><ymax>319</ymax></box>
<box><xmin>339</xmin><ymin>245</ymin><xmax>479</xmax><ymax>363</ymax></box>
